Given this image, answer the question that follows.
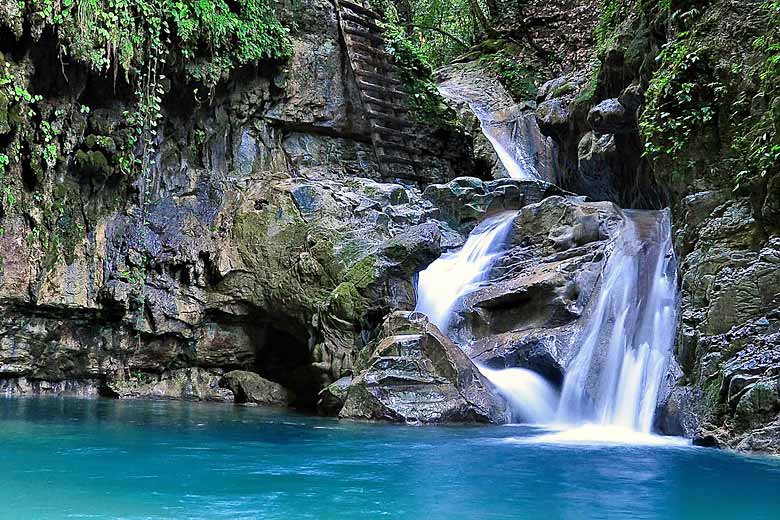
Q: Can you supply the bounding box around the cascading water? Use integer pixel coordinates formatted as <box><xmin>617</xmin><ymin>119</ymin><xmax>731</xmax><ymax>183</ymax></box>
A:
<box><xmin>422</xmin><ymin>74</ymin><xmax>682</xmax><ymax>436</ymax></box>
<box><xmin>414</xmin><ymin>209</ymin><xmax>560</xmax><ymax>424</ymax></box>
<box><xmin>479</xmin><ymin>367</ymin><xmax>559</xmax><ymax>424</ymax></box>
<box><xmin>553</xmin><ymin>209</ymin><xmax>679</xmax><ymax>436</ymax></box>
<box><xmin>414</xmin><ymin>205</ymin><xmax>681</xmax><ymax>435</ymax></box>
<box><xmin>436</xmin><ymin>83</ymin><xmax>555</xmax><ymax>181</ymax></box>
<box><xmin>415</xmin><ymin>211</ymin><xmax>517</xmax><ymax>334</ymax></box>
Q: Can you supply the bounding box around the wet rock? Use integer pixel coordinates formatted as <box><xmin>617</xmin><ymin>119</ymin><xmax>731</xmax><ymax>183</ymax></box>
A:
<box><xmin>107</xmin><ymin>368</ymin><xmax>234</xmax><ymax>401</ymax></box>
<box><xmin>466</xmin><ymin>328</ymin><xmax>570</xmax><ymax>386</ymax></box>
<box><xmin>423</xmin><ymin>177</ymin><xmax>567</xmax><ymax>232</ymax></box>
<box><xmin>317</xmin><ymin>375</ymin><xmax>352</xmax><ymax>415</ymax></box>
<box><xmin>220</xmin><ymin>370</ymin><xmax>293</xmax><ymax>406</ymax></box>
<box><xmin>339</xmin><ymin>312</ymin><xmax>509</xmax><ymax>423</ymax></box>
<box><xmin>536</xmin><ymin>98</ymin><xmax>571</xmax><ymax>137</ymax></box>
<box><xmin>444</xmin><ymin>197</ymin><xmax>624</xmax><ymax>383</ymax></box>
<box><xmin>654</xmin><ymin>358</ymin><xmax>702</xmax><ymax>437</ymax></box>
<box><xmin>587</xmin><ymin>98</ymin><xmax>635</xmax><ymax>134</ymax></box>
<box><xmin>0</xmin><ymin>377</ymin><xmax>101</xmax><ymax>397</ymax></box>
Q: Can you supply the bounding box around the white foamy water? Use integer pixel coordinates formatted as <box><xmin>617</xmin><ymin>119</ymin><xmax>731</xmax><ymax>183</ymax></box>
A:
<box><xmin>436</xmin><ymin>83</ymin><xmax>550</xmax><ymax>181</ymax></box>
<box><xmin>556</xmin><ymin>209</ymin><xmax>678</xmax><ymax>434</ymax></box>
<box><xmin>479</xmin><ymin>367</ymin><xmax>559</xmax><ymax>425</ymax></box>
<box><xmin>479</xmin><ymin>119</ymin><xmax>539</xmax><ymax>180</ymax></box>
<box><xmin>415</xmin><ymin>211</ymin><xmax>516</xmax><ymax>333</ymax></box>
<box><xmin>519</xmin><ymin>424</ymin><xmax>691</xmax><ymax>447</ymax></box>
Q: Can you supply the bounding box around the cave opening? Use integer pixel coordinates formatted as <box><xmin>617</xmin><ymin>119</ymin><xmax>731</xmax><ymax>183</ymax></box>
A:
<box><xmin>255</xmin><ymin>322</ymin><xmax>323</xmax><ymax>411</ymax></box>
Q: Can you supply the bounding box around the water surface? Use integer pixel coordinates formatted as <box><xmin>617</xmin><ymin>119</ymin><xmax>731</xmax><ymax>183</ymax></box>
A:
<box><xmin>1</xmin><ymin>398</ymin><xmax>778</xmax><ymax>519</ymax></box>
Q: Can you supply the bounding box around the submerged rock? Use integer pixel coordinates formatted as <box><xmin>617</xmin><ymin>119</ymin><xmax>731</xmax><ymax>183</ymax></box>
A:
<box><xmin>339</xmin><ymin>312</ymin><xmax>509</xmax><ymax>424</ymax></box>
<box><xmin>220</xmin><ymin>370</ymin><xmax>293</xmax><ymax>406</ymax></box>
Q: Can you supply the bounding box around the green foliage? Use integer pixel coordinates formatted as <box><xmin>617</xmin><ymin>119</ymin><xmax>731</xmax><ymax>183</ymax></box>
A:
<box><xmin>383</xmin><ymin>9</ymin><xmax>460</xmax><ymax>129</ymax></box>
<box><xmin>478</xmin><ymin>49</ymin><xmax>538</xmax><ymax>101</ymax></box>
<box><xmin>378</xmin><ymin>0</ymin><xmax>486</xmax><ymax>69</ymax></box>
<box><xmin>752</xmin><ymin>1</ymin><xmax>780</xmax><ymax>89</ymax></box>
<box><xmin>36</xmin><ymin>0</ymin><xmax>292</xmax><ymax>87</ymax></box>
<box><xmin>595</xmin><ymin>0</ymin><xmax>627</xmax><ymax>50</ymax></box>
<box><xmin>639</xmin><ymin>35</ymin><xmax>723</xmax><ymax>164</ymax></box>
<box><xmin>12</xmin><ymin>0</ymin><xmax>292</xmax><ymax>200</ymax></box>
<box><xmin>730</xmin><ymin>0</ymin><xmax>780</xmax><ymax>191</ymax></box>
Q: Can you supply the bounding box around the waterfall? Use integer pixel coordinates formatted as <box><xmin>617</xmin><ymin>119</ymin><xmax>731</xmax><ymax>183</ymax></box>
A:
<box><xmin>555</xmin><ymin>209</ymin><xmax>678</xmax><ymax>433</ymax></box>
<box><xmin>478</xmin><ymin>116</ymin><xmax>540</xmax><ymax>181</ymax></box>
<box><xmin>413</xmin><ymin>206</ymin><xmax>680</xmax><ymax>435</ymax></box>
<box><xmin>436</xmin><ymin>83</ymin><xmax>555</xmax><ymax>181</ymax></box>
<box><xmin>479</xmin><ymin>367</ymin><xmax>559</xmax><ymax>424</ymax></box>
<box><xmin>414</xmin><ymin>210</ymin><xmax>560</xmax><ymax>425</ymax></box>
<box><xmin>415</xmin><ymin>211</ymin><xmax>517</xmax><ymax>334</ymax></box>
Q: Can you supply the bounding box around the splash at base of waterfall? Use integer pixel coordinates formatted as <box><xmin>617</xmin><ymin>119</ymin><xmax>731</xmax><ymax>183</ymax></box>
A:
<box><xmin>524</xmin><ymin>424</ymin><xmax>690</xmax><ymax>447</ymax></box>
<box><xmin>476</xmin><ymin>210</ymin><xmax>682</xmax><ymax>445</ymax></box>
<box><xmin>555</xmin><ymin>209</ymin><xmax>678</xmax><ymax>434</ymax></box>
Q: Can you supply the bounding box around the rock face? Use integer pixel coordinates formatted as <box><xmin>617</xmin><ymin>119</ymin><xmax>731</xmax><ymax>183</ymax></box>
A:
<box><xmin>107</xmin><ymin>368</ymin><xmax>234</xmax><ymax>402</ymax></box>
<box><xmin>220</xmin><ymin>370</ymin><xmax>293</xmax><ymax>406</ymax></box>
<box><xmin>456</xmin><ymin>196</ymin><xmax>625</xmax><ymax>384</ymax></box>
<box><xmin>535</xmin><ymin>69</ymin><xmax>663</xmax><ymax>209</ymax></box>
<box><xmin>339</xmin><ymin>312</ymin><xmax>509</xmax><ymax>423</ymax></box>
<box><xmin>0</xmin><ymin>0</ymin><xmax>471</xmax><ymax>408</ymax></box>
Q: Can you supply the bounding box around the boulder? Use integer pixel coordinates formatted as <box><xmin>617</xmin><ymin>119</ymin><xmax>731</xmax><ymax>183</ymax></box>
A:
<box><xmin>339</xmin><ymin>312</ymin><xmax>509</xmax><ymax>423</ymax></box>
<box><xmin>220</xmin><ymin>370</ymin><xmax>293</xmax><ymax>406</ymax></box>
<box><xmin>317</xmin><ymin>375</ymin><xmax>352</xmax><ymax>415</ymax></box>
<box><xmin>465</xmin><ymin>327</ymin><xmax>572</xmax><ymax>386</ymax></box>
<box><xmin>423</xmin><ymin>176</ymin><xmax>567</xmax><ymax>232</ymax></box>
<box><xmin>536</xmin><ymin>98</ymin><xmax>571</xmax><ymax>137</ymax></box>
<box><xmin>449</xmin><ymin>197</ymin><xmax>623</xmax><ymax>346</ymax></box>
<box><xmin>587</xmin><ymin>98</ymin><xmax>635</xmax><ymax>134</ymax></box>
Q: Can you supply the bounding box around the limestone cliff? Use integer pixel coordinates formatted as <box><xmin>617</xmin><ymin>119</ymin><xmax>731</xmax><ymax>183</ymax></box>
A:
<box><xmin>0</xmin><ymin>0</ymin><xmax>472</xmax><ymax>405</ymax></box>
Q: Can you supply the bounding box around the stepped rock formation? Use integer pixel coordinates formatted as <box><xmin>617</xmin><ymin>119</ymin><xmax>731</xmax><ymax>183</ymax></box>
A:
<box><xmin>338</xmin><ymin>311</ymin><xmax>509</xmax><ymax>423</ymax></box>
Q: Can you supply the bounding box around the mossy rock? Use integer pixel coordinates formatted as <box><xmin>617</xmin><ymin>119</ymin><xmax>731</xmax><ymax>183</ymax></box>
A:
<box><xmin>327</xmin><ymin>282</ymin><xmax>366</xmax><ymax>322</ymax></box>
<box><xmin>344</xmin><ymin>255</ymin><xmax>377</xmax><ymax>291</ymax></box>
<box><xmin>0</xmin><ymin>90</ymin><xmax>9</xmax><ymax>135</ymax></box>
<box><xmin>75</xmin><ymin>149</ymin><xmax>112</xmax><ymax>177</ymax></box>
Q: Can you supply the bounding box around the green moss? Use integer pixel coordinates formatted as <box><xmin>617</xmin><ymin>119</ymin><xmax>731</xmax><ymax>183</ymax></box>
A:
<box><xmin>327</xmin><ymin>282</ymin><xmax>367</xmax><ymax>322</ymax></box>
<box><xmin>75</xmin><ymin>149</ymin><xmax>112</xmax><ymax>177</ymax></box>
<box><xmin>703</xmin><ymin>372</ymin><xmax>725</xmax><ymax>414</ymax></box>
<box><xmin>26</xmin><ymin>0</ymin><xmax>292</xmax><ymax>88</ymax></box>
<box><xmin>0</xmin><ymin>90</ymin><xmax>9</xmax><ymax>134</ymax></box>
<box><xmin>478</xmin><ymin>50</ymin><xmax>539</xmax><ymax>101</ymax></box>
<box><xmin>345</xmin><ymin>256</ymin><xmax>377</xmax><ymax>291</ymax></box>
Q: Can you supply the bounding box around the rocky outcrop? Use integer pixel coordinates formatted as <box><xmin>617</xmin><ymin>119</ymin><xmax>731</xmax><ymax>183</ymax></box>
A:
<box><xmin>107</xmin><ymin>368</ymin><xmax>234</xmax><ymax>401</ymax></box>
<box><xmin>338</xmin><ymin>312</ymin><xmax>509</xmax><ymax>423</ymax></box>
<box><xmin>456</xmin><ymin>196</ymin><xmax>625</xmax><ymax>383</ymax></box>
<box><xmin>0</xmin><ymin>0</ymin><xmax>473</xmax><ymax>408</ymax></box>
<box><xmin>534</xmin><ymin>69</ymin><xmax>663</xmax><ymax>209</ymax></box>
<box><xmin>0</xmin><ymin>377</ymin><xmax>101</xmax><ymax>397</ymax></box>
<box><xmin>220</xmin><ymin>370</ymin><xmax>293</xmax><ymax>406</ymax></box>
<box><xmin>422</xmin><ymin>176</ymin><xmax>567</xmax><ymax>232</ymax></box>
